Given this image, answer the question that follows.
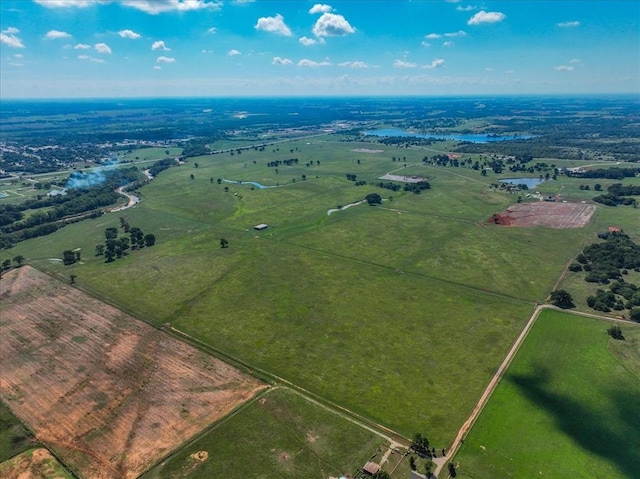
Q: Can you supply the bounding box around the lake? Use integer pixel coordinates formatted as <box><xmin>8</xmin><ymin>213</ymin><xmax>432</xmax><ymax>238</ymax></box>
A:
<box><xmin>364</xmin><ymin>128</ymin><xmax>532</xmax><ymax>143</ymax></box>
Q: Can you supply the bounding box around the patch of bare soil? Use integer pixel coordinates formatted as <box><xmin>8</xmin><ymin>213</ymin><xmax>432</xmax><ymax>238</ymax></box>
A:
<box><xmin>0</xmin><ymin>448</ymin><xmax>69</xmax><ymax>479</ymax></box>
<box><xmin>489</xmin><ymin>202</ymin><xmax>595</xmax><ymax>228</ymax></box>
<box><xmin>0</xmin><ymin>266</ymin><xmax>266</xmax><ymax>479</ymax></box>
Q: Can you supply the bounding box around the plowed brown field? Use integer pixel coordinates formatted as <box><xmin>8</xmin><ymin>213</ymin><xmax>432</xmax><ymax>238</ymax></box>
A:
<box><xmin>0</xmin><ymin>266</ymin><xmax>266</xmax><ymax>479</ymax></box>
<box><xmin>489</xmin><ymin>202</ymin><xmax>596</xmax><ymax>228</ymax></box>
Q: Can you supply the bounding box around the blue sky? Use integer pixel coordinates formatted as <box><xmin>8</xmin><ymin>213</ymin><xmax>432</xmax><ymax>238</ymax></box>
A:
<box><xmin>1</xmin><ymin>0</ymin><xmax>638</xmax><ymax>98</ymax></box>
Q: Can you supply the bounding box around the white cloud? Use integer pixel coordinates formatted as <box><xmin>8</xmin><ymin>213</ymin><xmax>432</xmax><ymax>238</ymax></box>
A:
<box><xmin>309</xmin><ymin>4</ymin><xmax>333</xmax><ymax>14</ymax></box>
<box><xmin>45</xmin><ymin>30</ymin><xmax>72</xmax><ymax>40</ymax></box>
<box><xmin>421</xmin><ymin>41</ymin><xmax>431</xmax><ymax>48</ymax></box>
<box><xmin>468</xmin><ymin>11</ymin><xmax>506</xmax><ymax>25</ymax></box>
<box><xmin>0</xmin><ymin>28</ymin><xmax>25</xmax><ymax>48</ymax></box>
<box><xmin>118</xmin><ymin>29</ymin><xmax>141</xmax><ymax>39</ymax></box>
<box><xmin>13</xmin><ymin>53</ymin><xmax>23</xmax><ymax>58</ymax></box>
<box><xmin>558</xmin><ymin>21</ymin><xmax>580</xmax><ymax>27</ymax></box>
<box><xmin>299</xmin><ymin>36</ymin><xmax>320</xmax><ymax>46</ymax></box>
<box><xmin>73</xmin><ymin>43</ymin><xmax>91</xmax><ymax>49</ymax></box>
<box><xmin>34</xmin><ymin>0</ymin><xmax>99</xmax><ymax>7</ymax></box>
<box><xmin>255</xmin><ymin>14</ymin><xmax>292</xmax><ymax>36</ymax></box>
<box><xmin>443</xmin><ymin>41</ymin><xmax>454</xmax><ymax>47</ymax></box>
<box><xmin>121</xmin><ymin>0</ymin><xmax>222</xmax><ymax>14</ymax></box>
<box><xmin>157</xmin><ymin>55</ymin><xmax>176</xmax><ymax>63</ymax></box>
<box><xmin>312</xmin><ymin>13</ymin><xmax>355</xmax><ymax>37</ymax></box>
<box><xmin>272</xmin><ymin>56</ymin><xmax>293</xmax><ymax>65</ymax></box>
<box><xmin>78</xmin><ymin>54</ymin><xmax>105</xmax><ymax>63</ymax></box>
<box><xmin>206</xmin><ymin>27</ymin><xmax>217</xmax><ymax>34</ymax></box>
<box><xmin>9</xmin><ymin>62</ymin><xmax>24</xmax><ymax>67</ymax></box>
<box><xmin>338</xmin><ymin>61</ymin><xmax>368</xmax><ymax>68</ymax></box>
<box><xmin>394</xmin><ymin>60</ymin><xmax>417</xmax><ymax>69</ymax></box>
<box><xmin>94</xmin><ymin>42</ymin><xmax>112</xmax><ymax>54</ymax></box>
<box><xmin>425</xmin><ymin>33</ymin><xmax>441</xmax><ymax>39</ymax></box>
<box><xmin>424</xmin><ymin>58</ymin><xmax>445</xmax><ymax>69</ymax></box>
<box><xmin>153</xmin><ymin>65</ymin><xmax>162</xmax><ymax>70</ymax></box>
<box><xmin>569</xmin><ymin>58</ymin><xmax>581</xmax><ymax>64</ymax></box>
<box><xmin>456</xmin><ymin>5</ymin><xmax>476</xmax><ymax>11</ymax></box>
<box><xmin>227</xmin><ymin>49</ymin><xmax>241</xmax><ymax>56</ymax></box>
<box><xmin>445</xmin><ymin>30</ymin><xmax>467</xmax><ymax>37</ymax></box>
<box><xmin>485</xmin><ymin>67</ymin><xmax>494</xmax><ymax>71</ymax></box>
<box><xmin>151</xmin><ymin>40</ymin><xmax>170</xmax><ymax>51</ymax></box>
<box><xmin>555</xmin><ymin>65</ymin><xmax>574</xmax><ymax>72</ymax></box>
<box><xmin>297</xmin><ymin>58</ymin><xmax>331</xmax><ymax>67</ymax></box>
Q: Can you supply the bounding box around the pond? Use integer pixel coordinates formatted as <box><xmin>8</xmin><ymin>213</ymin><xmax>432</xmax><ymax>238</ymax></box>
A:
<box><xmin>363</xmin><ymin>128</ymin><xmax>533</xmax><ymax>143</ymax></box>
<box><xmin>499</xmin><ymin>177</ymin><xmax>546</xmax><ymax>189</ymax></box>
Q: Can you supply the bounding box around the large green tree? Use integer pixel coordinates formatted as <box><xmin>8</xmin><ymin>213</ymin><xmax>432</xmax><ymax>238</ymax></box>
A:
<box><xmin>550</xmin><ymin>289</ymin><xmax>575</xmax><ymax>309</ymax></box>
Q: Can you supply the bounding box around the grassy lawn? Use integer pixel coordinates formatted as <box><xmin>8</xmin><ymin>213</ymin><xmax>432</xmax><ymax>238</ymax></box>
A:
<box><xmin>0</xmin><ymin>448</ymin><xmax>75</xmax><ymax>478</ymax></box>
<box><xmin>141</xmin><ymin>388</ymin><xmax>385</xmax><ymax>479</ymax></box>
<box><xmin>453</xmin><ymin>309</ymin><xmax>640</xmax><ymax>479</ymax></box>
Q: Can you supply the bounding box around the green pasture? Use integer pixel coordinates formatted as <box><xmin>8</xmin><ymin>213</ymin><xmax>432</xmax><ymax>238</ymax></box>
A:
<box><xmin>0</xmin><ymin>401</ymin><xmax>36</xmax><ymax>461</ymax></box>
<box><xmin>141</xmin><ymin>388</ymin><xmax>385</xmax><ymax>479</ymax></box>
<box><xmin>118</xmin><ymin>146</ymin><xmax>182</xmax><ymax>162</ymax></box>
<box><xmin>454</xmin><ymin>309</ymin><xmax>640</xmax><ymax>479</ymax></box>
<box><xmin>2</xmin><ymin>138</ymin><xmax>637</xmax><ymax>445</ymax></box>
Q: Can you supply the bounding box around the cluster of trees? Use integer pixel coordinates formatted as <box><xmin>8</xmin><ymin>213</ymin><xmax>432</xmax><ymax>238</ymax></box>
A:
<box><xmin>148</xmin><ymin>157</ymin><xmax>177</xmax><ymax>177</ymax></box>
<box><xmin>93</xmin><ymin>220</ymin><xmax>156</xmax><ymax>263</ymax></box>
<box><xmin>266</xmin><ymin>158</ymin><xmax>298</xmax><ymax>168</ymax></box>
<box><xmin>403</xmin><ymin>181</ymin><xmax>431</xmax><ymax>194</ymax></box>
<box><xmin>593</xmin><ymin>183</ymin><xmax>639</xmax><ymax>207</ymax></box>
<box><xmin>569</xmin><ymin>232</ymin><xmax>640</xmax><ymax>320</ymax></box>
<box><xmin>550</xmin><ymin>290</ymin><xmax>575</xmax><ymax>309</ymax></box>
<box><xmin>0</xmin><ymin>168</ymin><xmax>140</xmax><ymax>250</ymax></box>
<box><xmin>180</xmin><ymin>142</ymin><xmax>209</xmax><ymax>158</ymax></box>
<box><xmin>374</xmin><ymin>181</ymin><xmax>401</xmax><ymax>191</ymax></box>
<box><xmin>365</xmin><ymin>193</ymin><xmax>382</xmax><ymax>205</ymax></box>
<box><xmin>572</xmin><ymin>232</ymin><xmax>640</xmax><ymax>284</ymax></box>
<box><xmin>345</xmin><ymin>173</ymin><xmax>358</xmax><ymax>181</ymax></box>
<box><xmin>411</xmin><ymin>433</ymin><xmax>433</xmax><ymax>457</ymax></box>
<box><xmin>568</xmin><ymin>167</ymin><xmax>640</xmax><ymax>180</ymax></box>
<box><xmin>0</xmin><ymin>255</ymin><xmax>25</xmax><ymax>275</ymax></box>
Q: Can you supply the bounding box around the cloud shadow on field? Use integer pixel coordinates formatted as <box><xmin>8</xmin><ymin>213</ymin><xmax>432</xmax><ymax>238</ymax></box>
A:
<box><xmin>508</xmin><ymin>368</ymin><xmax>640</xmax><ymax>479</ymax></box>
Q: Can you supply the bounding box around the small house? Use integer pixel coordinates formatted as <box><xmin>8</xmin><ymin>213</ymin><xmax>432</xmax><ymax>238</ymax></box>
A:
<box><xmin>363</xmin><ymin>461</ymin><xmax>381</xmax><ymax>475</ymax></box>
<box><xmin>254</xmin><ymin>224</ymin><xmax>268</xmax><ymax>231</ymax></box>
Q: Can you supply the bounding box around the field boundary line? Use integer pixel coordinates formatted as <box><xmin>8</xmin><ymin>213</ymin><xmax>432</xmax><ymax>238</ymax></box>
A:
<box><xmin>435</xmin><ymin>302</ymin><xmax>543</xmax><ymax>476</ymax></box>
<box><xmin>440</xmin><ymin>305</ymin><xmax>640</xmax><ymax>476</ymax></box>
<box><xmin>167</xmin><ymin>325</ymin><xmax>410</xmax><ymax>445</ymax></box>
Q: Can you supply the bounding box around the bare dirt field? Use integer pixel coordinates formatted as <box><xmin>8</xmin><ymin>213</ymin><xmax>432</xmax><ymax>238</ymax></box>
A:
<box><xmin>378</xmin><ymin>173</ymin><xmax>428</xmax><ymax>183</ymax></box>
<box><xmin>0</xmin><ymin>266</ymin><xmax>266</xmax><ymax>479</ymax></box>
<box><xmin>489</xmin><ymin>202</ymin><xmax>596</xmax><ymax>228</ymax></box>
<box><xmin>351</xmin><ymin>148</ymin><xmax>383</xmax><ymax>153</ymax></box>
<box><xmin>0</xmin><ymin>448</ymin><xmax>73</xmax><ymax>479</ymax></box>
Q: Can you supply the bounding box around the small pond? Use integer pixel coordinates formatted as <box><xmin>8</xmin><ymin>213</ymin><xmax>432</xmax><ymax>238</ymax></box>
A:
<box><xmin>499</xmin><ymin>178</ymin><xmax>546</xmax><ymax>189</ymax></box>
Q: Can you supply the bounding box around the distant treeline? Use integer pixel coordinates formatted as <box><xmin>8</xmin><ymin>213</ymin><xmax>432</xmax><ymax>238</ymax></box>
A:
<box><xmin>0</xmin><ymin>167</ymin><xmax>140</xmax><ymax>249</ymax></box>
<box><xmin>148</xmin><ymin>157</ymin><xmax>177</xmax><ymax>177</ymax></box>
<box><xmin>568</xmin><ymin>167</ymin><xmax>640</xmax><ymax>180</ymax></box>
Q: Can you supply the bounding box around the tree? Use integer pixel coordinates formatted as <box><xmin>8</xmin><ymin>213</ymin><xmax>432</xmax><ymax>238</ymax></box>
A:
<box><xmin>411</xmin><ymin>433</ymin><xmax>430</xmax><ymax>456</ymax></box>
<box><xmin>217</xmin><ymin>178</ymin><xmax>222</xmax><ymax>184</ymax></box>
<box><xmin>630</xmin><ymin>308</ymin><xmax>640</xmax><ymax>322</ymax></box>
<box><xmin>190</xmin><ymin>174</ymin><xmax>195</xmax><ymax>180</ymax></box>
<box><xmin>12</xmin><ymin>255</ymin><xmax>25</xmax><ymax>267</ymax></box>
<box><xmin>550</xmin><ymin>289</ymin><xmax>575</xmax><ymax>309</ymax></box>
<box><xmin>607</xmin><ymin>325</ymin><xmax>624</xmax><ymax>340</ymax></box>
<box><xmin>365</xmin><ymin>193</ymin><xmax>382</xmax><ymax>206</ymax></box>
<box><xmin>409</xmin><ymin>456</ymin><xmax>416</xmax><ymax>471</ymax></box>
<box><xmin>62</xmin><ymin>250</ymin><xmax>77</xmax><ymax>265</ymax></box>
<box><xmin>448</xmin><ymin>463</ymin><xmax>457</xmax><ymax>478</ymax></box>
<box><xmin>144</xmin><ymin>233</ymin><xmax>156</xmax><ymax>247</ymax></box>
<box><xmin>1</xmin><ymin>259</ymin><xmax>11</xmax><ymax>271</ymax></box>
<box><xmin>95</xmin><ymin>244</ymin><xmax>105</xmax><ymax>256</ymax></box>
<box><xmin>105</xmin><ymin>227</ymin><xmax>118</xmax><ymax>240</ymax></box>
<box><xmin>70</xmin><ymin>274</ymin><xmax>77</xmax><ymax>284</ymax></box>
<box><xmin>372</xmin><ymin>472</ymin><xmax>390</xmax><ymax>479</ymax></box>
<box><xmin>220</xmin><ymin>238</ymin><xmax>229</xmax><ymax>249</ymax></box>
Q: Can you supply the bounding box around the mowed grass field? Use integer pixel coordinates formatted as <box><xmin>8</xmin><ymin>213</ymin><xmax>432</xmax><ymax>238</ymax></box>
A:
<box><xmin>3</xmin><ymin>138</ymin><xmax>634</xmax><ymax>446</ymax></box>
<box><xmin>142</xmin><ymin>388</ymin><xmax>385</xmax><ymax>479</ymax></box>
<box><xmin>453</xmin><ymin>309</ymin><xmax>640</xmax><ymax>479</ymax></box>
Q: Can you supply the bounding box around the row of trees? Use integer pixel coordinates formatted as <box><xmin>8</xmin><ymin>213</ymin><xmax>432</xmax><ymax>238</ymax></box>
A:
<box><xmin>593</xmin><ymin>183</ymin><xmax>639</xmax><ymax>207</ymax></box>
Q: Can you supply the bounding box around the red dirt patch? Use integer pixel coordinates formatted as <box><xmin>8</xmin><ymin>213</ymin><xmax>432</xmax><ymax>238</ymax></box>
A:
<box><xmin>0</xmin><ymin>266</ymin><xmax>266</xmax><ymax>479</ymax></box>
<box><xmin>489</xmin><ymin>202</ymin><xmax>595</xmax><ymax>228</ymax></box>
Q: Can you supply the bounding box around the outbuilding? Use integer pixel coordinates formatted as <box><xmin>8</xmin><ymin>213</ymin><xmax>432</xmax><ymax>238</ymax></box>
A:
<box><xmin>254</xmin><ymin>224</ymin><xmax>268</xmax><ymax>231</ymax></box>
